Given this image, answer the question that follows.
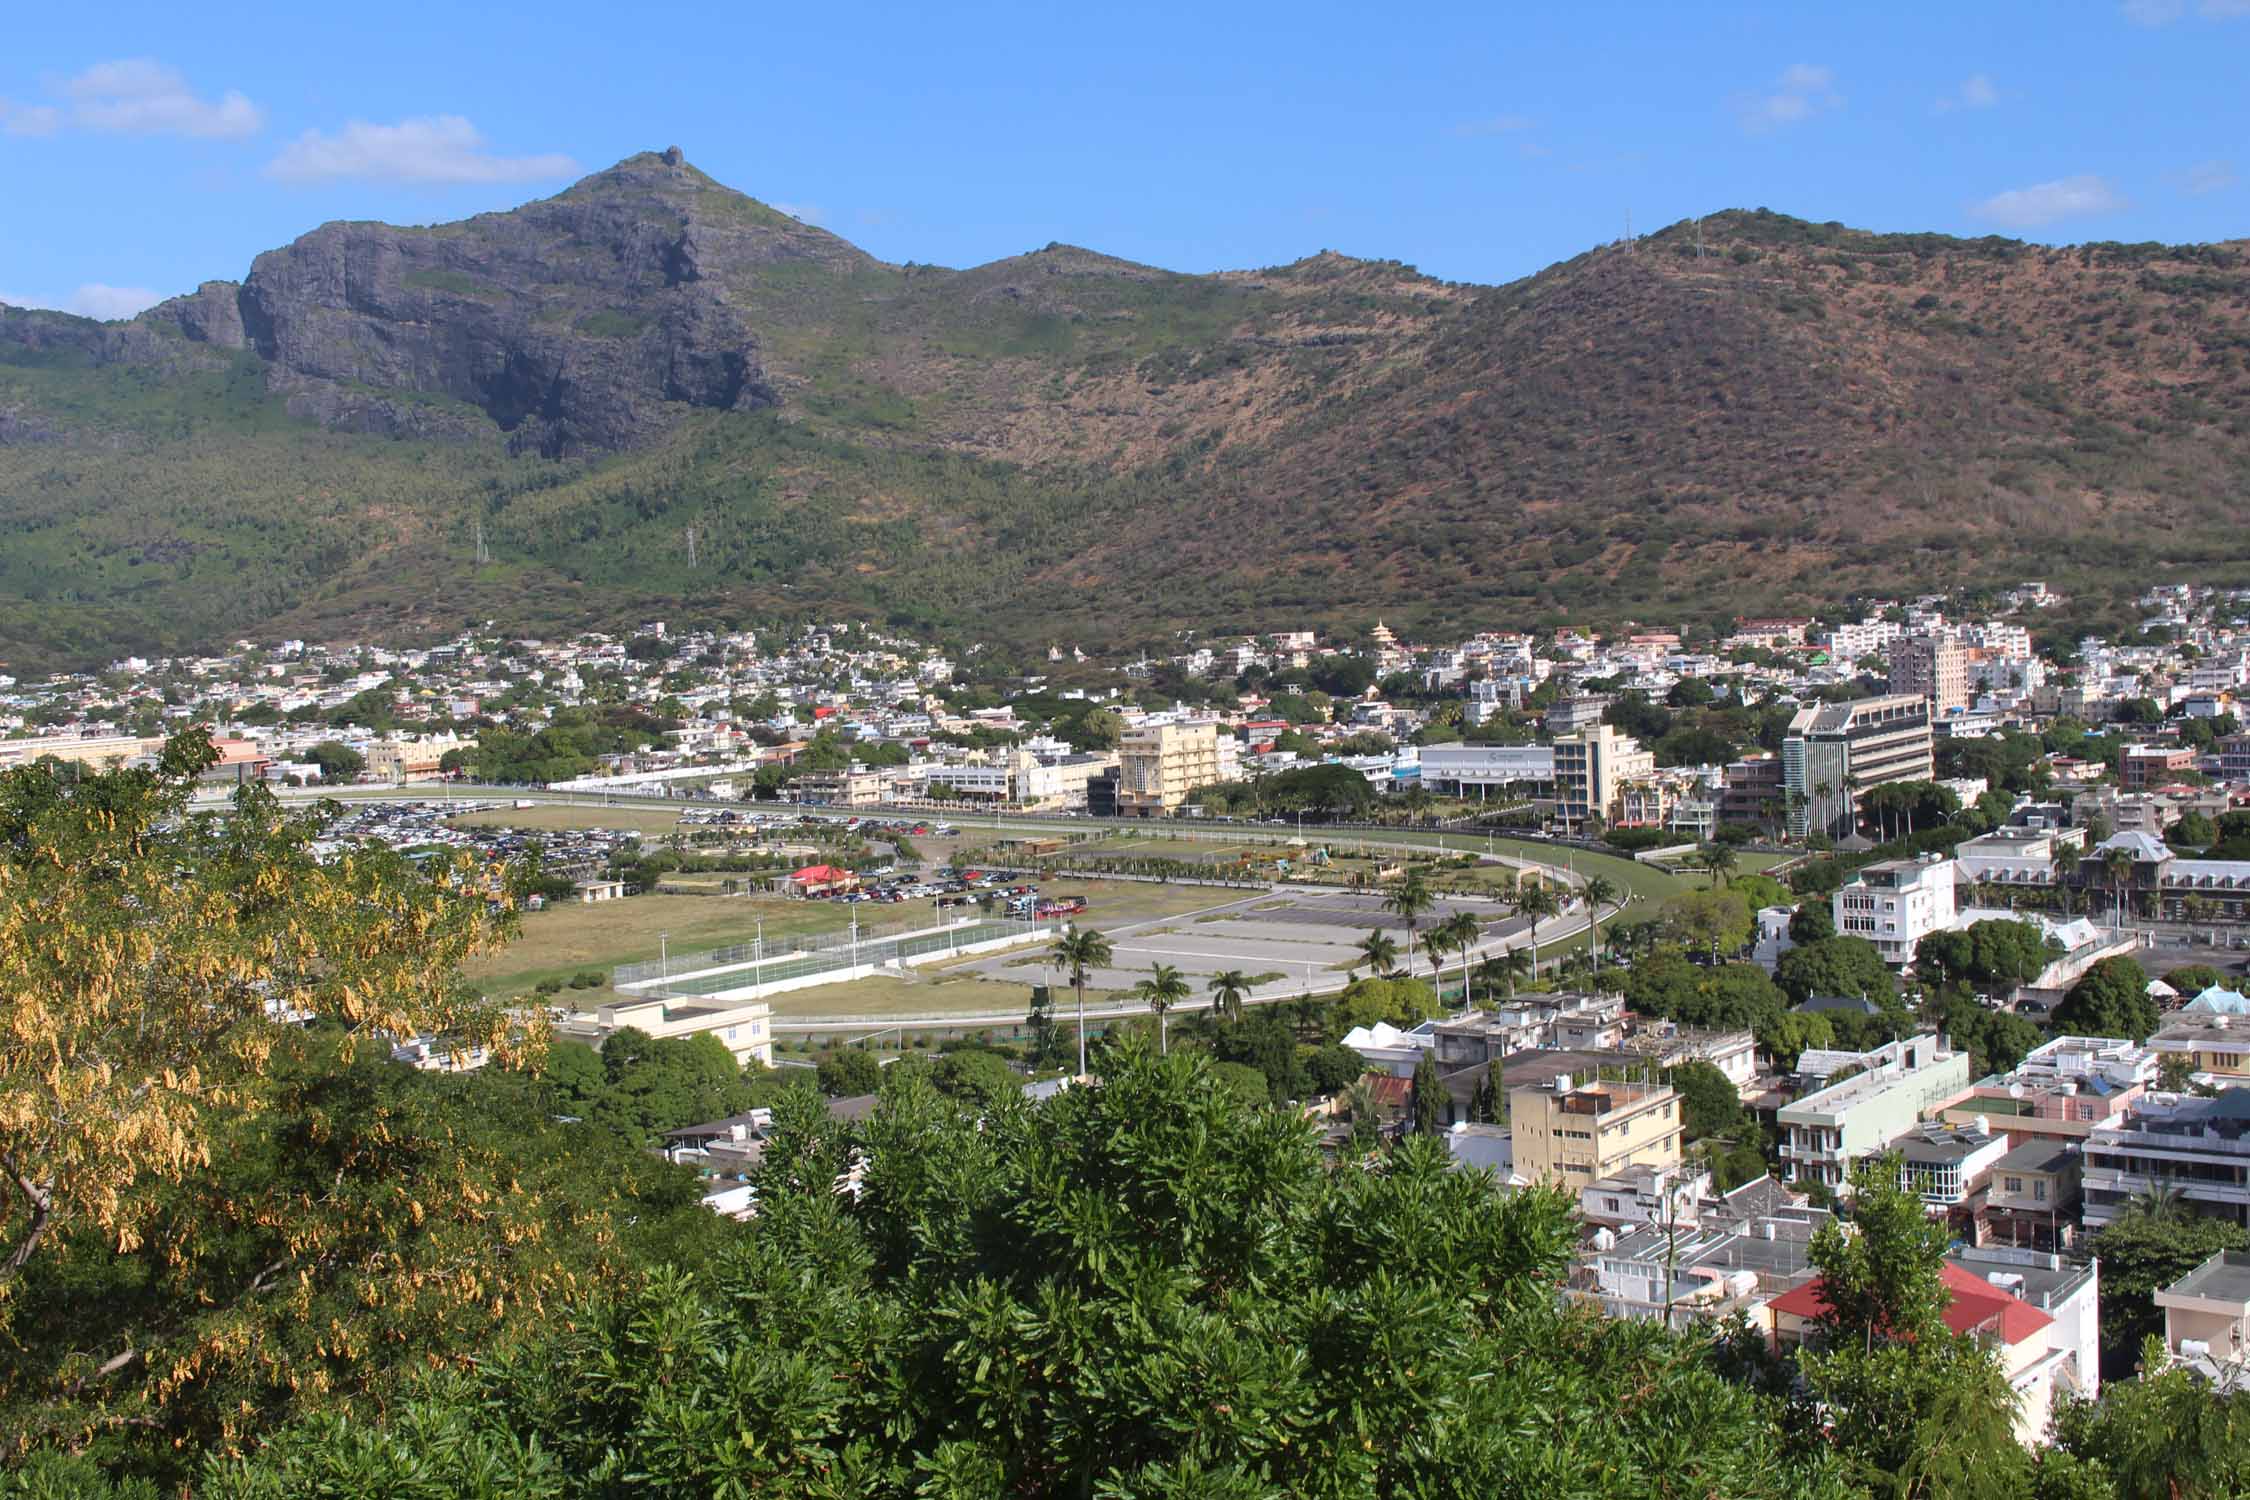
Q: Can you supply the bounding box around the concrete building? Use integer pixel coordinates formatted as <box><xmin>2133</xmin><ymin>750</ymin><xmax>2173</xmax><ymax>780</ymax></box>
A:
<box><xmin>1782</xmin><ymin>694</ymin><xmax>1935</xmax><ymax>839</ymax></box>
<box><xmin>2151</xmin><ymin>987</ymin><xmax>2250</xmax><ymax>1084</ymax></box>
<box><xmin>1553</xmin><ymin>723</ymin><xmax>1655</xmax><ymax>833</ymax></box>
<box><xmin>2082</xmin><ymin>1087</ymin><xmax>2250</xmax><ymax>1232</ymax></box>
<box><xmin>1415</xmin><ymin>742</ymin><xmax>1555</xmax><ymax>797</ymax></box>
<box><xmin>1894</xmin><ymin>1118</ymin><xmax>2012</xmax><ymax>1232</ymax></box>
<box><xmin>1509</xmin><ymin>1074</ymin><xmax>1682</xmax><ymax>1191</ymax></box>
<box><xmin>1720</xmin><ymin>753</ymin><xmax>1785</xmax><ymax>830</ymax></box>
<box><xmin>1544</xmin><ymin>695</ymin><xmax>1611</xmax><ymax>734</ymax></box>
<box><xmin>2121</xmin><ymin>743</ymin><xmax>2198</xmax><ymax>790</ymax></box>
<box><xmin>1777</xmin><ymin>1034</ymin><xmax>1972</xmax><ymax>1191</ymax></box>
<box><xmin>1117</xmin><ymin>722</ymin><xmax>1222</xmax><ymax>816</ymax></box>
<box><xmin>1938</xmin><ymin>1035</ymin><xmax>2154</xmax><ymax>1151</ymax></box>
<box><xmin>553</xmin><ymin>993</ymin><xmax>774</xmax><ymax>1068</ymax></box>
<box><xmin>1888</xmin><ymin>632</ymin><xmax>1970</xmax><ymax>716</ymax></box>
<box><xmin>1833</xmin><ymin>855</ymin><xmax>1959</xmax><ymax>967</ymax></box>
<box><xmin>2156</xmin><ymin>1250</ymin><xmax>2250</xmax><ymax>1379</ymax></box>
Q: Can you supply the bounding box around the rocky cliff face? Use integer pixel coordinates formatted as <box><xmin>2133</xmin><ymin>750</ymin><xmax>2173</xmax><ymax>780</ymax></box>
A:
<box><xmin>140</xmin><ymin>149</ymin><xmax>877</xmax><ymax>455</ymax></box>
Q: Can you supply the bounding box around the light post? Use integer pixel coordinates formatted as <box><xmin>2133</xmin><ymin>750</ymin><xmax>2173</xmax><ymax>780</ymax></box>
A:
<box><xmin>659</xmin><ymin>931</ymin><xmax>669</xmax><ymax>978</ymax></box>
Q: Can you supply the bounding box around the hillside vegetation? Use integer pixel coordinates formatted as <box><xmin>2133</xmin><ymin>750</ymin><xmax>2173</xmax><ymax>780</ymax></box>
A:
<box><xmin>3</xmin><ymin>155</ymin><xmax>2248</xmax><ymax>669</ymax></box>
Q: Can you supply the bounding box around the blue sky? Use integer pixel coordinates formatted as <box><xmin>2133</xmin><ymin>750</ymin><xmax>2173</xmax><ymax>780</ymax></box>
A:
<box><xmin>3</xmin><ymin>0</ymin><xmax>2245</xmax><ymax>318</ymax></box>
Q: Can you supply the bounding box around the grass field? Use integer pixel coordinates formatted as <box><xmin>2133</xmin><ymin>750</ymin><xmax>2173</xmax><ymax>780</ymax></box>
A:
<box><xmin>465</xmin><ymin>893</ymin><xmax>852</xmax><ymax>995</ymax></box>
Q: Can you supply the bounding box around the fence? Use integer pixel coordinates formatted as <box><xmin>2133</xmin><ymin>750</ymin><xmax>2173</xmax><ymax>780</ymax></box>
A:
<box><xmin>619</xmin><ymin>915</ymin><xmax>1051</xmax><ymax>999</ymax></box>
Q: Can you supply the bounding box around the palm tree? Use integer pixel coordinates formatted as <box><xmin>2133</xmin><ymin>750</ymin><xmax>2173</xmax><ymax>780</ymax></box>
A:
<box><xmin>1478</xmin><ymin>948</ymin><xmax>1533</xmax><ymax>1000</ymax></box>
<box><xmin>1049</xmin><ymin>925</ymin><xmax>1114</xmax><ymax>1075</ymax></box>
<box><xmin>1581</xmin><ymin>874</ymin><xmax>1619</xmax><ymax>968</ymax></box>
<box><xmin>1207</xmin><ymin>969</ymin><xmax>1251</xmax><ymax>1024</ymax></box>
<box><xmin>1812</xmin><ymin>781</ymin><xmax>1833</xmax><ymax>841</ymax></box>
<box><xmin>2127</xmin><ymin>1180</ymin><xmax>2186</xmax><ymax>1222</ymax></box>
<box><xmin>1515</xmin><ymin>881</ymin><xmax>1559</xmax><ymax>978</ymax></box>
<box><xmin>2053</xmin><ymin>838</ymin><xmax>2081</xmax><ymax>915</ymax></box>
<box><xmin>1696</xmin><ymin>843</ymin><xmax>1738</xmax><ymax>889</ymax></box>
<box><xmin>1354</xmin><ymin>928</ymin><xmax>1401</xmax><ymax>977</ymax></box>
<box><xmin>2103</xmin><ymin>846</ymin><xmax>2135</xmax><ymax>927</ymax></box>
<box><xmin>1134</xmin><ymin>962</ymin><xmax>1191</xmax><ymax>1054</ymax></box>
<box><xmin>1429</xmin><ymin>910</ymin><xmax>1482</xmax><ymax>1005</ymax></box>
<box><xmin>1384</xmin><ymin>869</ymin><xmax>1437</xmax><ymax>976</ymax></box>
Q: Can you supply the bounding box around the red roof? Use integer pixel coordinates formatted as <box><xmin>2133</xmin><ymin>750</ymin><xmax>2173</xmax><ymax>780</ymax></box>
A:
<box><xmin>1769</xmin><ymin>1263</ymin><xmax>2052</xmax><ymax>1346</ymax></box>
<box><xmin>791</xmin><ymin>864</ymin><xmax>853</xmax><ymax>883</ymax></box>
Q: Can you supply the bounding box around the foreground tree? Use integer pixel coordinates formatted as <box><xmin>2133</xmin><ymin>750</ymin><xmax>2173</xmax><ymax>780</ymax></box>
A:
<box><xmin>197</xmin><ymin>1045</ymin><xmax>1853</xmax><ymax>1499</ymax></box>
<box><xmin>1</xmin><ymin>731</ymin><xmax>525</xmax><ymax>1297</ymax></box>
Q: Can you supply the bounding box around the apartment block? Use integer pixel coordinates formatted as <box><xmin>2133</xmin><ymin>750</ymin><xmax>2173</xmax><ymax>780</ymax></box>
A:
<box><xmin>1117</xmin><ymin>722</ymin><xmax>1222</xmax><ymax>816</ymax></box>
<box><xmin>1888</xmin><ymin>632</ymin><xmax>1970</xmax><ymax>715</ymax></box>
<box><xmin>1509</xmin><ymin>1074</ymin><xmax>1682</xmax><ymax>1191</ymax></box>
<box><xmin>1782</xmin><ymin>694</ymin><xmax>1934</xmax><ymax>839</ymax></box>
<box><xmin>2082</xmin><ymin>1087</ymin><xmax>2250</xmax><ymax>1232</ymax></box>
<box><xmin>1553</xmin><ymin>723</ymin><xmax>1655</xmax><ymax>833</ymax></box>
<box><xmin>1777</xmin><ymin>1034</ymin><xmax>1972</xmax><ymax>1190</ymax></box>
<box><xmin>1832</xmin><ymin>854</ymin><xmax>1959</xmax><ymax>966</ymax></box>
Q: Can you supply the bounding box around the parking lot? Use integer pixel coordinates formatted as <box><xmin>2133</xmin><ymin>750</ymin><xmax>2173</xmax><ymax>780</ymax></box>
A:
<box><xmin>962</xmin><ymin>887</ymin><xmax>1557</xmax><ymax>1003</ymax></box>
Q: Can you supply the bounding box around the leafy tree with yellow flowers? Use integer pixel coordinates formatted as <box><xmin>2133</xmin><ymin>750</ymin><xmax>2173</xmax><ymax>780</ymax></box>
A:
<box><xmin>0</xmin><ymin>731</ymin><xmax>713</xmax><ymax>1478</ymax></box>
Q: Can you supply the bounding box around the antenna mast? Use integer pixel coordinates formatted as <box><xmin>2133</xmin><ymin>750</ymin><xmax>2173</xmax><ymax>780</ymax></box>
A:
<box><xmin>473</xmin><ymin>516</ymin><xmax>490</xmax><ymax>566</ymax></box>
<box><xmin>686</xmin><ymin>526</ymin><xmax>699</xmax><ymax>569</ymax></box>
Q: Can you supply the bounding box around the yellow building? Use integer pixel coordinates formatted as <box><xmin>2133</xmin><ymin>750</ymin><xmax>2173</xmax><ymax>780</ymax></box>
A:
<box><xmin>1118</xmin><ymin>722</ymin><xmax>1222</xmax><ymax>816</ymax></box>
<box><xmin>1552</xmin><ymin>723</ymin><xmax>1655</xmax><ymax>832</ymax></box>
<box><xmin>1509</xmin><ymin>1074</ymin><xmax>1682</xmax><ymax>1190</ymax></box>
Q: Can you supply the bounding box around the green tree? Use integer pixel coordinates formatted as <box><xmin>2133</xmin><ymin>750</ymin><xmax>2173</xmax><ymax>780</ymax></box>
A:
<box><xmin>1049</xmin><ymin>925</ymin><xmax>1114</xmax><ymax>1074</ymax></box>
<box><xmin>1668</xmin><ymin>1059</ymin><xmax>1749</xmax><ymax>1143</ymax></box>
<box><xmin>2087</xmin><ymin>1209</ymin><xmax>2250</xmax><ymax>1375</ymax></box>
<box><xmin>1794</xmin><ymin>1155</ymin><xmax>2031</xmax><ymax>1498</ymax></box>
<box><xmin>1664</xmin><ymin>887</ymin><xmax>1754</xmax><ymax>958</ymax></box>
<box><xmin>1410</xmin><ymin>1046</ymin><xmax>1449</xmax><ymax>1135</ymax></box>
<box><xmin>1515</xmin><ymin>880</ymin><xmax>1560</xmax><ymax>975</ymax></box>
<box><xmin>1354</xmin><ymin>927</ymin><xmax>1402</xmax><ymax>977</ymax></box>
<box><xmin>1776</xmin><ymin>936</ymin><xmax>1899</xmax><ymax>1008</ymax></box>
<box><xmin>305</xmin><ymin>739</ymin><xmax>367</xmax><ymax>782</ymax></box>
<box><xmin>2050</xmin><ymin>1337</ymin><xmax>2250</xmax><ymax>1498</ymax></box>
<box><xmin>2052</xmin><ymin>957</ymin><xmax>2158</xmax><ymax>1042</ymax></box>
<box><xmin>1789</xmin><ymin>901</ymin><xmax>1838</xmax><ymax>944</ymax></box>
<box><xmin>1384</xmin><ymin>869</ymin><xmax>1438</xmax><ymax>977</ymax></box>
<box><xmin>817</xmin><ymin>1046</ymin><xmax>884</xmax><ymax>1098</ymax></box>
<box><xmin>1207</xmin><ymin>969</ymin><xmax>1252</xmax><ymax>1025</ymax></box>
<box><xmin>1581</xmin><ymin>874</ymin><xmax>1621</xmax><ymax>966</ymax></box>
<box><xmin>1696</xmin><ymin>842</ymin><xmax>1740</xmax><ymax>888</ymax></box>
<box><xmin>1133</xmin><ymin>961</ymin><xmax>1192</xmax><ymax>1054</ymax></box>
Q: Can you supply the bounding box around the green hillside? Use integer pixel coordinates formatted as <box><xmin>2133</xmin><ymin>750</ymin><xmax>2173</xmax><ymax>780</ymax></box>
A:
<box><xmin>3</xmin><ymin>160</ymin><xmax>2248</xmax><ymax>670</ymax></box>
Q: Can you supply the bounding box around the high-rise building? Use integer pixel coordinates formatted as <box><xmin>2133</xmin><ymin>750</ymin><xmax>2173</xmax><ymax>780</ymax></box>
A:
<box><xmin>1782</xmin><ymin>694</ymin><xmax>1934</xmax><ymax>839</ymax></box>
<box><xmin>1117</xmin><ymin>722</ymin><xmax>1222</xmax><ymax>816</ymax></box>
<box><xmin>1509</xmin><ymin>1074</ymin><xmax>1682</xmax><ymax>1191</ymax></box>
<box><xmin>1888</xmin><ymin>632</ymin><xmax>1970</xmax><ymax>715</ymax></box>
<box><xmin>1553</xmin><ymin>723</ymin><xmax>1654</xmax><ymax>832</ymax></box>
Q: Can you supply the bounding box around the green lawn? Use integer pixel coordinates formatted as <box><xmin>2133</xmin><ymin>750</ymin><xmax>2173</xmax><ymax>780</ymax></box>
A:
<box><xmin>465</xmin><ymin>893</ymin><xmax>851</xmax><ymax>996</ymax></box>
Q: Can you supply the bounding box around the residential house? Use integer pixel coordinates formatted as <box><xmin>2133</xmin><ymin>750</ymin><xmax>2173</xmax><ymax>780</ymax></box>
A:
<box><xmin>2082</xmin><ymin>1087</ymin><xmax>2250</xmax><ymax>1232</ymax></box>
<box><xmin>1510</xmin><ymin>1074</ymin><xmax>1683</xmax><ymax>1191</ymax></box>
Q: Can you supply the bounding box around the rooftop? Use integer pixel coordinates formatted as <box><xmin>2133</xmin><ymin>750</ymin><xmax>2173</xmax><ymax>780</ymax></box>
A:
<box><xmin>2160</xmin><ymin>1250</ymin><xmax>2250</xmax><ymax>1309</ymax></box>
<box><xmin>1995</xmin><ymin>1139</ymin><xmax>2079</xmax><ymax>1175</ymax></box>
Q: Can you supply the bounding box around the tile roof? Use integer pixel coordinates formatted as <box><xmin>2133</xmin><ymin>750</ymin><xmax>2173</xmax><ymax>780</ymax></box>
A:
<box><xmin>1768</xmin><ymin>1263</ymin><xmax>2054</xmax><ymax>1346</ymax></box>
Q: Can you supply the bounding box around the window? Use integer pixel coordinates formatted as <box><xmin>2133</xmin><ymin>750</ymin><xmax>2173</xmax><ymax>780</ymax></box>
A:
<box><xmin>2003</xmin><ymin>1177</ymin><xmax>2022</xmax><ymax>1194</ymax></box>
<box><xmin>2033</xmin><ymin>1180</ymin><xmax>2048</xmax><ymax>1203</ymax></box>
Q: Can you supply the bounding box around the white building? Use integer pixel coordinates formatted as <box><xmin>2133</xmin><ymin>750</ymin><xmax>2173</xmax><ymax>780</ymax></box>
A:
<box><xmin>1833</xmin><ymin>855</ymin><xmax>1959</xmax><ymax>967</ymax></box>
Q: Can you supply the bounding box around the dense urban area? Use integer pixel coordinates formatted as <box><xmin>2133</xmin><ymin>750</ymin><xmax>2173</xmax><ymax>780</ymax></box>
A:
<box><xmin>9</xmin><ymin>579</ymin><xmax>2250</xmax><ymax>1493</ymax></box>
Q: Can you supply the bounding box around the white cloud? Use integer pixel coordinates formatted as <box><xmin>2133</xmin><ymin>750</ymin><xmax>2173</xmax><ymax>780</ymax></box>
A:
<box><xmin>2183</xmin><ymin>159</ymin><xmax>2240</xmax><ymax>195</ymax></box>
<box><xmin>0</xmin><ymin>98</ymin><xmax>62</xmax><ymax>137</ymax></box>
<box><xmin>1970</xmin><ymin>174</ymin><xmax>2128</xmax><ymax>229</ymax></box>
<box><xmin>265</xmin><ymin>116</ymin><xmax>577</xmax><ymax>185</ymax></box>
<box><xmin>59</xmin><ymin>58</ymin><xmax>263</xmax><ymax>138</ymax></box>
<box><xmin>771</xmin><ymin>201</ymin><xmax>827</xmax><ymax>225</ymax></box>
<box><xmin>1935</xmin><ymin>73</ymin><xmax>2000</xmax><ymax>112</ymax></box>
<box><xmin>1449</xmin><ymin>113</ymin><xmax>1534</xmax><ymax>138</ymax></box>
<box><xmin>1</xmin><ymin>283</ymin><xmax>165</xmax><ymax>320</ymax></box>
<box><xmin>1737</xmin><ymin>64</ymin><xmax>1841</xmax><ymax>132</ymax></box>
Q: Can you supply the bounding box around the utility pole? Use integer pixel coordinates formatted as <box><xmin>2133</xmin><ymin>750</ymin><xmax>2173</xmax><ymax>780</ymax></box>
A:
<box><xmin>685</xmin><ymin>526</ymin><xmax>699</xmax><ymax>569</ymax></box>
<box><xmin>473</xmin><ymin>516</ymin><xmax>490</xmax><ymax>566</ymax></box>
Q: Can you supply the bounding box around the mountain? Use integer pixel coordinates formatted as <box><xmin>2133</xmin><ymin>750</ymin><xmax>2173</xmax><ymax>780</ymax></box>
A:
<box><xmin>3</xmin><ymin>151</ymin><xmax>2248</xmax><ymax>671</ymax></box>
